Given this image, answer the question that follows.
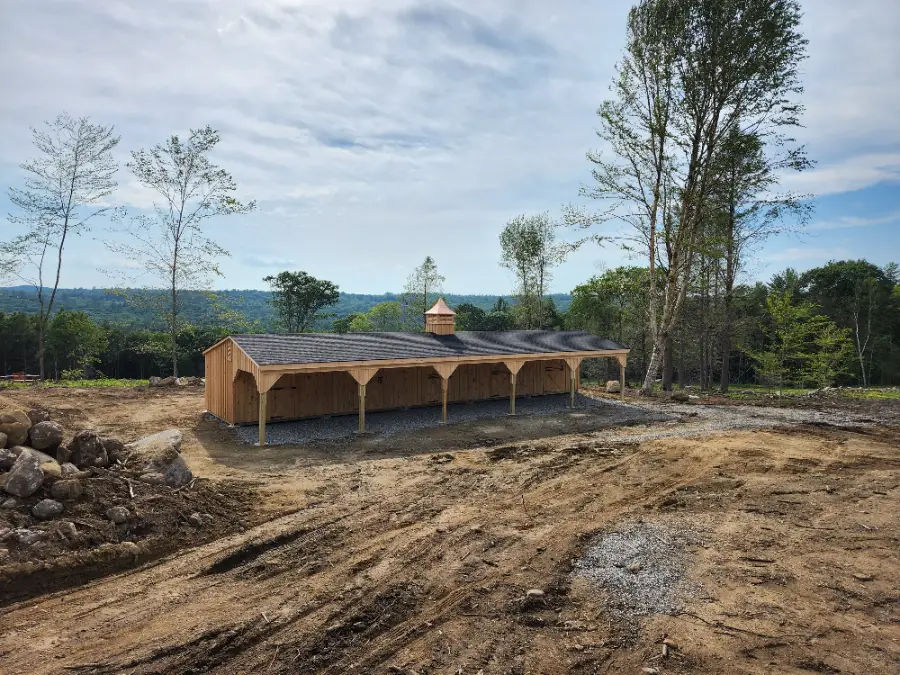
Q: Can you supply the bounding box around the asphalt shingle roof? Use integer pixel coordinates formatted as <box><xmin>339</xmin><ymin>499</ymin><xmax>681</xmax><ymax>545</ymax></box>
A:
<box><xmin>230</xmin><ymin>331</ymin><xmax>626</xmax><ymax>366</ymax></box>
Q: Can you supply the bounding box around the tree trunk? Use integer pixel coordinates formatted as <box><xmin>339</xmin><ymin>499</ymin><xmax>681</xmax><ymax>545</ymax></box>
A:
<box><xmin>662</xmin><ymin>333</ymin><xmax>674</xmax><ymax>390</ymax></box>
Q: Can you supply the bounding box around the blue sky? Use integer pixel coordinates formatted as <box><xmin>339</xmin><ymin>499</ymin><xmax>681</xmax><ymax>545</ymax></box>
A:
<box><xmin>1</xmin><ymin>0</ymin><xmax>898</xmax><ymax>294</ymax></box>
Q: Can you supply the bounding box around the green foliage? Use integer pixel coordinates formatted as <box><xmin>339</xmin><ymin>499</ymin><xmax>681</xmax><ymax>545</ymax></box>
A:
<box><xmin>402</xmin><ymin>257</ymin><xmax>445</xmax><ymax>331</ymax></box>
<box><xmin>367</xmin><ymin>301</ymin><xmax>403</xmax><ymax>332</ymax></box>
<box><xmin>348</xmin><ymin>313</ymin><xmax>373</xmax><ymax>332</ymax></box>
<box><xmin>804</xmin><ymin>318</ymin><xmax>853</xmax><ymax>388</ymax></box>
<box><xmin>47</xmin><ymin>310</ymin><xmax>107</xmax><ymax>376</ymax></box>
<box><xmin>264</xmin><ymin>270</ymin><xmax>340</xmax><ymax>333</ymax></box>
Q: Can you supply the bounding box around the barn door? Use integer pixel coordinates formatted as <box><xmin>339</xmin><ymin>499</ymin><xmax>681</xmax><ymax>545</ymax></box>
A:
<box><xmin>542</xmin><ymin>361</ymin><xmax>566</xmax><ymax>393</ymax></box>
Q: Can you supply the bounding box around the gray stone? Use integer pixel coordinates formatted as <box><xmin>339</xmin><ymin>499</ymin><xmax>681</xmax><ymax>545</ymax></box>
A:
<box><xmin>188</xmin><ymin>512</ymin><xmax>204</xmax><ymax>527</ymax></box>
<box><xmin>56</xmin><ymin>521</ymin><xmax>78</xmax><ymax>539</ymax></box>
<box><xmin>128</xmin><ymin>429</ymin><xmax>183</xmax><ymax>467</ymax></box>
<box><xmin>1</xmin><ymin>497</ymin><xmax>19</xmax><ymax>509</ymax></box>
<box><xmin>148</xmin><ymin>376</ymin><xmax>162</xmax><ymax>387</ymax></box>
<box><xmin>13</xmin><ymin>528</ymin><xmax>47</xmax><ymax>545</ymax></box>
<box><xmin>605</xmin><ymin>380</ymin><xmax>622</xmax><ymax>394</ymax></box>
<box><xmin>119</xmin><ymin>541</ymin><xmax>140</xmax><ymax>557</ymax></box>
<box><xmin>56</xmin><ymin>444</ymin><xmax>72</xmax><ymax>464</ymax></box>
<box><xmin>2</xmin><ymin>450</ymin><xmax>44</xmax><ymax>497</ymax></box>
<box><xmin>0</xmin><ymin>406</ymin><xmax>32</xmax><ymax>447</ymax></box>
<box><xmin>40</xmin><ymin>460</ymin><xmax>62</xmax><ymax>478</ymax></box>
<box><xmin>0</xmin><ymin>448</ymin><xmax>16</xmax><ymax>470</ymax></box>
<box><xmin>69</xmin><ymin>430</ymin><xmax>108</xmax><ymax>468</ymax></box>
<box><xmin>106</xmin><ymin>505</ymin><xmax>129</xmax><ymax>524</ymax></box>
<box><xmin>102</xmin><ymin>438</ymin><xmax>126</xmax><ymax>464</ymax></box>
<box><xmin>29</xmin><ymin>421</ymin><xmax>64</xmax><ymax>452</ymax></box>
<box><xmin>139</xmin><ymin>472</ymin><xmax>165</xmax><ymax>485</ymax></box>
<box><xmin>32</xmin><ymin>499</ymin><xmax>64</xmax><ymax>520</ymax></box>
<box><xmin>163</xmin><ymin>455</ymin><xmax>193</xmax><ymax>488</ymax></box>
<box><xmin>60</xmin><ymin>463</ymin><xmax>81</xmax><ymax>477</ymax></box>
<box><xmin>27</xmin><ymin>409</ymin><xmax>51</xmax><ymax>425</ymax></box>
<box><xmin>50</xmin><ymin>479</ymin><xmax>84</xmax><ymax>501</ymax></box>
<box><xmin>671</xmin><ymin>391</ymin><xmax>690</xmax><ymax>403</ymax></box>
<box><xmin>0</xmin><ymin>432</ymin><xmax>6</xmax><ymax>450</ymax></box>
<box><xmin>525</xmin><ymin>589</ymin><xmax>545</xmax><ymax>598</ymax></box>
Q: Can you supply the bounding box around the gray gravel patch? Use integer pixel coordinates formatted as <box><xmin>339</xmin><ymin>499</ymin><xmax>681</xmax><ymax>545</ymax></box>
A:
<box><xmin>573</xmin><ymin>520</ymin><xmax>701</xmax><ymax>619</ymax></box>
<box><xmin>233</xmin><ymin>393</ymin><xmax>665</xmax><ymax>446</ymax></box>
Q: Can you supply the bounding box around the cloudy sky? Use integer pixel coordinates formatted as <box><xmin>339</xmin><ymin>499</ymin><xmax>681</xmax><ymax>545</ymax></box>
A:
<box><xmin>1</xmin><ymin>0</ymin><xmax>898</xmax><ymax>294</ymax></box>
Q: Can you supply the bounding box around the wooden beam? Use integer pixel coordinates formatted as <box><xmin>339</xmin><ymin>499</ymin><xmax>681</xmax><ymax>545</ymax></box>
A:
<box><xmin>433</xmin><ymin>363</ymin><xmax>458</xmax><ymax>426</ymax></box>
<box><xmin>348</xmin><ymin>367</ymin><xmax>379</xmax><ymax>386</ymax></box>
<box><xmin>564</xmin><ymin>357</ymin><xmax>583</xmax><ymax>409</ymax></box>
<box><xmin>258</xmin><ymin>389</ymin><xmax>267</xmax><ymax>447</ymax></box>
<box><xmin>441</xmin><ymin>378</ymin><xmax>449</xmax><ymax>424</ymax></box>
<box><xmin>617</xmin><ymin>354</ymin><xmax>627</xmax><ymax>401</ymax></box>
<box><xmin>358</xmin><ymin>383</ymin><xmax>367</xmax><ymax>433</ymax></box>
<box><xmin>504</xmin><ymin>360</ymin><xmax>525</xmax><ymax>416</ymax></box>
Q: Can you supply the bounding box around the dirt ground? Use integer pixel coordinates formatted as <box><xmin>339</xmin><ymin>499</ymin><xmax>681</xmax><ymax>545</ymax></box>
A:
<box><xmin>0</xmin><ymin>385</ymin><xmax>898</xmax><ymax>674</ymax></box>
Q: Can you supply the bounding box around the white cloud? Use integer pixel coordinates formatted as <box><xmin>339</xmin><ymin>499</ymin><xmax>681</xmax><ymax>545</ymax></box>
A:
<box><xmin>808</xmin><ymin>211</ymin><xmax>900</xmax><ymax>231</ymax></box>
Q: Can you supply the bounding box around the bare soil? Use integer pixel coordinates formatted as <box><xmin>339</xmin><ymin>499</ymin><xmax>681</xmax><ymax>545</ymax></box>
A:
<box><xmin>0</xmin><ymin>385</ymin><xmax>898</xmax><ymax>674</ymax></box>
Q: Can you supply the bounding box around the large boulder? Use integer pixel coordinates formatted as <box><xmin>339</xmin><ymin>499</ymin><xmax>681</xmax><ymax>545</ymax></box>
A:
<box><xmin>0</xmin><ymin>406</ymin><xmax>32</xmax><ymax>448</ymax></box>
<box><xmin>68</xmin><ymin>430</ymin><xmax>108</xmax><ymax>468</ymax></box>
<box><xmin>605</xmin><ymin>380</ymin><xmax>621</xmax><ymax>394</ymax></box>
<box><xmin>0</xmin><ymin>432</ymin><xmax>7</xmax><ymax>450</ymax></box>
<box><xmin>50</xmin><ymin>479</ymin><xmax>83</xmax><ymax>501</ymax></box>
<box><xmin>29</xmin><ymin>421</ymin><xmax>64</xmax><ymax>452</ymax></box>
<box><xmin>27</xmin><ymin>409</ymin><xmax>51</xmax><ymax>425</ymax></box>
<box><xmin>148</xmin><ymin>376</ymin><xmax>162</xmax><ymax>387</ymax></box>
<box><xmin>128</xmin><ymin>430</ymin><xmax>183</xmax><ymax>467</ymax></box>
<box><xmin>32</xmin><ymin>499</ymin><xmax>64</xmax><ymax>520</ymax></box>
<box><xmin>671</xmin><ymin>391</ymin><xmax>690</xmax><ymax>403</ymax></box>
<box><xmin>2</xmin><ymin>450</ymin><xmax>44</xmax><ymax>498</ymax></box>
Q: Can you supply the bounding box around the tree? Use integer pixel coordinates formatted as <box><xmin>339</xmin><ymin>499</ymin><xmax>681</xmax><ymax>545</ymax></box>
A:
<box><xmin>47</xmin><ymin>310</ymin><xmax>107</xmax><ymax>379</ymax></box>
<box><xmin>578</xmin><ymin>0</ymin><xmax>808</xmax><ymax>394</ymax></box>
<box><xmin>751</xmin><ymin>291</ymin><xmax>812</xmax><ymax>392</ymax></box>
<box><xmin>367</xmin><ymin>301</ymin><xmax>403</xmax><ymax>332</ymax></box>
<box><xmin>264</xmin><ymin>271</ymin><xmax>340</xmax><ymax>333</ymax></box>
<box><xmin>708</xmin><ymin>128</ymin><xmax>812</xmax><ymax>391</ymax></box>
<box><xmin>402</xmin><ymin>257</ymin><xmax>445</xmax><ymax>330</ymax></box>
<box><xmin>455</xmin><ymin>303</ymin><xmax>488</xmax><ymax>331</ymax></box>
<box><xmin>348</xmin><ymin>313</ymin><xmax>374</xmax><ymax>332</ymax></box>
<box><xmin>2</xmin><ymin>113</ymin><xmax>119</xmax><ymax>379</ymax></box>
<box><xmin>108</xmin><ymin>126</ymin><xmax>254</xmax><ymax>376</ymax></box>
<box><xmin>499</xmin><ymin>214</ymin><xmax>565</xmax><ymax>328</ymax></box>
<box><xmin>804</xmin><ymin>318</ymin><xmax>852</xmax><ymax>388</ymax></box>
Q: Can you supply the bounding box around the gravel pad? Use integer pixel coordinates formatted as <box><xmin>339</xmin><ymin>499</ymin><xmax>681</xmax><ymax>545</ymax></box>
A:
<box><xmin>574</xmin><ymin>521</ymin><xmax>699</xmax><ymax>618</ymax></box>
<box><xmin>232</xmin><ymin>393</ymin><xmax>653</xmax><ymax>446</ymax></box>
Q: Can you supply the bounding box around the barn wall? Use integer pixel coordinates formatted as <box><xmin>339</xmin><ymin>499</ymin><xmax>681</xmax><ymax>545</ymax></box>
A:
<box><xmin>232</xmin><ymin>358</ymin><xmax>574</xmax><ymax>424</ymax></box>
<box><xmin>204</xmin><ymin>339</ymin><xmax>236</xmax><ymax>423</ymax></box>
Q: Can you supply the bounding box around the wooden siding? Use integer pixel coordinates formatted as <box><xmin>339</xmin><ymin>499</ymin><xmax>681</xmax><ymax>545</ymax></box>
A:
<box><xmin>203</xmin><ymin>339</ymin><xmax>235</xmax><ymax>422</ymax></box>
<box><xmin>231</xmin><ymin>358</ymin><xmax>576</xmax><ymax>424</ymax></box>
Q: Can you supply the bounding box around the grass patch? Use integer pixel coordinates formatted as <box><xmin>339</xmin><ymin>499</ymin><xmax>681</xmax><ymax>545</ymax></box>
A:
<box><xmin>0</xmin><ymin>378</ymin><xmax>149</xmax><ymax>390</ymax></box>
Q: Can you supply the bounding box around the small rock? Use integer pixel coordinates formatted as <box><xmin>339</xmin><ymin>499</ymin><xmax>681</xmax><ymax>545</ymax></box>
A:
<box><xmin>605</xmin><ymin>380</ymin><xmax>621</xmax><ymax>393</ymax></box>
<box><xmin>41</xmin><ymin>461</ymin><xmax>62</xmax><ymax>478</ymax></box>
<box><xmin>56</xmin><ymin>521</ymin><xmax>78</xmax><ymax>539</ymax></box>
<box><xmin>106</xmin><ymin>506</ymin><xmax>130</xmax><ymax>524</ymax></box>
<box><xmin>163</xmin><ymin>455</ymin><xmax>193</xmax><ymax>488</ymax></box>
<box><xmin>56</xmin><ymin>444</ymin><xmax>72</xmax><ymax>464</ymax></box>
<box><xmin>28</xmin><ymin>421</ymin><xmax>64</xmax><ymax>452</ymax></box>
<box><xmin>627</xmin><ymin>562</ymin><xmax>643</xmax><ymax>573</ymax></box>
<box><xmin>32</xmin><ymin>499</ymin><xmax>64</xmax><ymax>520</ymax></box>
<box><xmin>0</xmin><ymin>448</ymin><xmax>16</xmax><ymax>470</ymax></box>
<box><xmin>1</xmin><ymin>497</ymin><xmax>19</xmax><ymax>509</ymax></box>
<box><xmin>436</xmin><ymin>525</ymin><xmax>448</xmax><ymax>533</ymax></box>
<box><xmin>128</xmin><ymin>429</ymin><xmax>184</xmax><ymax>466</ymax></box>
<box><xmin>188</xmin><ymin>512</ymin><xmax>204</xmax><ymax>527</ymax></box>
<box><xmin>139</xmin><ymin>472</ymin><xmax>165</xmax><ymax>485</ymax></box>
<box><xmin>0</xmin><ymin>548</ymin><xmax>8</xmax><ymax>560</ymax></box>
<box><xmin>148</xmin><ymin>376</ymin><xmax>162</xmax><ymax>387</ymax></box>
<box><xmin>102</xmin><ymin>438</ymin><xmax>126</xmax><ymax>464</ymax></box>
<box><xmin>642</xmin><ymin>668</ymin><xmax>660</xmax><ymax>674</ymax></box>
<box><xmin>571</xmin><ymin>644</ymin><xmax>584</xmax><ymax>651</ymax></box>
<box><xmin>50</xmin><ymin>479</ymin><xmax>84</xmax><ymax>501</ymax></box>
<box><xmin>13</xmin><ymin>528</ymin><xmax>47</xmax><ymax>545</ymax></box>
<box><xmin>2</xmin><ymin>450</ymin><xmax>44</xmax><ymax>497</ymax></box>
<box><xmin>853</xmin><ymin>573</ymin><xmax>873</xmax><ymax>582</ymax></box>
<box><xmin>26</xmin><ymin>409</ymin><xmax>51</xmax><ymax>425</ymax></box>
<box><xmin>69</xmin><ymin>430</ymin><xmax>108</xmax><ymax>468</ymax></box>
<box><xmin>671</xmin><ymin>391</ymin><xmax>690</xmax><ymax>403</ymax></box>
<box><xmin>119</xmin><ymin>541</ymin><xmax>140</xmax><ymax>557</ymax></box>
<box><xmin>60</xmin><ymin>463</ymin><xmax>81</xmax><ymax>477</ymax></box>
<box><xmin>0</xmin><ymin>433</ymin><xmax>7</xmax><ymax>451</ymax></box>
<box><xmin>525</xmin><ymin>589</ymin><xmax>545</xmax><ymax>598</ymax></box>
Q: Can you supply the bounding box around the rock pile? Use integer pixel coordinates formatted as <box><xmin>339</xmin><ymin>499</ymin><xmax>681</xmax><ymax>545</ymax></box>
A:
<box><xmin>0</xmin><ymin>402</ymin><xmax>194</xmax><ymax>558</ymax></box>
<box><xmin>149</xmin><ymin>376</ymin><xmax>204</xmax><ymax>388</ymax></box>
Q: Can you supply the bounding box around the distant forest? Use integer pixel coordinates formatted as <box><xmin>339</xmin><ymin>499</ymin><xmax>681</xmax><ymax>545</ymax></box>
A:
<box><xmin>0</xmin><ymin>287</ymin><xmax>573</xmax><ymax>332</ymax></box>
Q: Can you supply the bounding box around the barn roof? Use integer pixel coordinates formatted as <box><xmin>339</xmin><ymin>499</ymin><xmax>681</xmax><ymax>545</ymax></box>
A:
<box><xmin>230</xmin><ymin>331</ymin><xmax>626</xmax><ymax>366</ymax></box>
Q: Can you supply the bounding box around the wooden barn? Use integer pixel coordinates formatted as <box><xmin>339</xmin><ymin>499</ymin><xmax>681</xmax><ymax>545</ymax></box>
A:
<box><xmin>203</xmin><ymin>299</ymin><xmax>629</xmax><ymax>445</ymax></box>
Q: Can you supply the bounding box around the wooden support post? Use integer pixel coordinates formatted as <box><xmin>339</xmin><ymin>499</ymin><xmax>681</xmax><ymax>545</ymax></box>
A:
<box><xmin>358</xmin><ymin>383</ymin><xmax>366</xmax><ymax>433</ymax></box>
<box><xmin>258</xmin><ymin>389</ymin><xmax>267</xmax><ymax>447</ymax></box>
<box><xmin>504</xmin><ymin>360</ymin><xmax>525</xmax><ymax>415</ymax></box>
<box><xmin>565</xmin><ymin>357</ymin><xmax>583</xmax><ymax>409</ymax></box>
<box><xmin>432</xmin><ymin>363</ymin><xmax>458</xmax><ymax>426</ymax></box>
<box><xmin>618</xmin><ymin>354</ymin><xmax>627</xmax><ymax>401</ymax></box>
